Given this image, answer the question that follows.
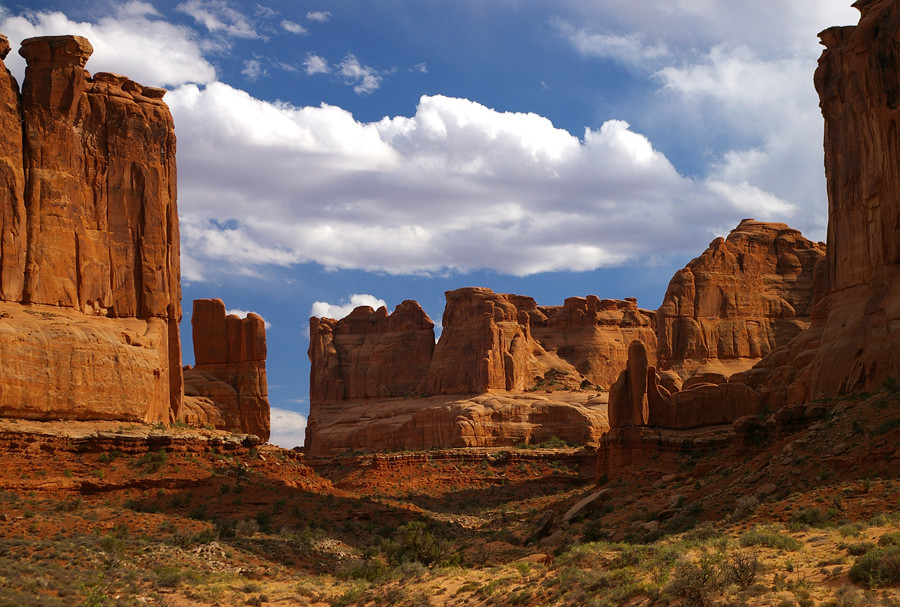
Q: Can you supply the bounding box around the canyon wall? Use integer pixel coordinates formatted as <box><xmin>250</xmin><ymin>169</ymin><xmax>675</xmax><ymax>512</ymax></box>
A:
<box><xmin>0</xmin><ymin>35</ymin><xmax>182</xmax><ymax>422</ymax></box>
<box><xmin>183</xmin><ymin>299</ymin><xmax>270</xmax><ymax>441</ymax></box>
<box><xmin>657</xmin><ymin>219</ymin><xmax>824</xmax><ymax>379</ymax></box>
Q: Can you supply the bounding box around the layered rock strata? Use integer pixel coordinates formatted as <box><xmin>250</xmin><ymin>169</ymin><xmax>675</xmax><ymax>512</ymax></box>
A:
<box><xmin>608</xmin><ymin>340</ymin><xmax>763</xmax><ymax>431</ymax></box>
<box><xmin>183</xmin><ymin>299</ymin><xmax>270</xmax><ymax>441</ymax></box>
<box><xmin>657</xmin><ymin>219</ymin><xmax>824</xmax><ymax>380</ymax></box>
<box><xmin>306</xmin><ymin>288</ymin><xmax>655</xmax><ymax>452</ymax></box>
<box><xmin>304</xmin><ymin>392</ymin><xmax>608</xmax><ymax>457</ymax></box>
<box><xmin>0</xmin><ymin>35</ymin><xmax>182</xmax><ymax>422</ymax></box>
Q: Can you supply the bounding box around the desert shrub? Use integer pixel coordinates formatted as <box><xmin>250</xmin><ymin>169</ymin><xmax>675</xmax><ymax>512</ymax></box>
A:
<box><xmin>848</xmin><ymin>545</ymin><xmax>900</xmax><ymax>587</ymax></box>
<box><xmin>878</xmin><ymin>532</ymin><xmax>900</xmax><ymax>547</ymax></box>
<box><xmin>844</xmin><ymin>541</ymin><xmax>874</xmax><ymax>556</ymax></box>
<box><xmin>581</xmin><ymin>520</ymin><xmax>605</xmax><ymax>543</ymax></box>
<box><xmin>381</xmin><ymin>521</ymin><xmax>451</xmax><ymax>566</ymax></box>
<box><xmin>790</xmin><ymin>507</ymin><xmax>834</xmax><ymax>528</ymax></box>
<box><xmin>135</xmin><ymin>449</ymin><xmax>168</xmax><ymax>473</ymax></box>
<box><xmin>665</xmin><ymin>555</ymin><xmax>721</xmax><ymax>607</ymax></box>
<box><xmin>732</xmin><ymin>495</ymin><xmax>760</xmax><ymax>520</ymax></box>
<box><xmin>740</xmin><ymin>526</ymin><xmax>801</xmax><ymax>551</ymax></box>
<box><xmin>722</xmin><ymin>550</ymin><xmax>760</xmax><ymax>589</ymax></box>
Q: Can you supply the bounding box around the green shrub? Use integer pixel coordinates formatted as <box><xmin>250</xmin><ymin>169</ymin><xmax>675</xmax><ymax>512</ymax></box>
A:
<box><xmin>790</xmin><ymin>507</ymin><xmax>834</xmax><ymax>527</ymax></box>
<box><xmin>849</xmin><ymin>545</ymin><xmax>900</xmax><ymax>587</ymax></box>
<box><xmin>665</xmin><ymin>555</ymin><xmax>721</xmax><ymax>607</ymax></box>
<box><xmin>740</xmin><ymin>526</ymin><xmax>801</xmax><ymax>551</ymax></box>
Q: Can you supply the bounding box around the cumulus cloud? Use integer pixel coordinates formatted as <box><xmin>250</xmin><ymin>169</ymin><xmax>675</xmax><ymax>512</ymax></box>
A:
<box><xmin>225</xmin><ymin>309</ymin><xmax>272</xmax><ymax>329</ymax></box>
<box><xmin>176</xmin><ymin>0</ymin><xmax>258</xmax><ymax>39</ymax></box>
<box><xmin>310</xmin><ymin>294</ymin><xmax>388</xmax><ymax>320</ymax></box>
<box><xmin>306</xmin><ymin>11</ymin><xmax>332</xmax><ymax>23</ymax></box>
<box><xmin>303</xmin><ymin>53</ymin><xmax>330</xmax><ymax>75</ymax></box>
<box><xmin>337</xmin><ymin>54</ymin><xmax>381</xmax><ymax>94</ymax></box>
<box><xmin>268</xmin><ymin>407</ymin><xmax>307</xmax><ymax>448</ymax></box>
<box><xmin>280</xmin><ymin>19</ymin><xmax>307</xmax><ymax>35</ymax></box>
<box><xmin>165</xmin><ymin>85</ymin><xmax>794</xmax><ymax>278</ymax></box>
<box><xmin>0</xmin><ymin>3</ymin><xmax>216</xmax><ymax>87</ymax></box>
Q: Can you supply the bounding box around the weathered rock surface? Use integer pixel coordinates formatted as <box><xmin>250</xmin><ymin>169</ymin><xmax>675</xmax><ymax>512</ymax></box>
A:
<box><xmin>183</xmin><ymin>299</ymin><xmax>269</xmax><ymax>441</ymax></box>
<box><xmin>528</xmin><ymin>296</ymin><xmax>657</xmax><ymax>389</ymax></box>
<box><xmin>608</xmin><ymin>340</ymin><xmax>650</xmax><ymax>427</ymax></box>
<box><xmin>0</xmin><ymin>35</ymin><xmax>182</xmax><ymax>423</ymax></box>
<box><xmin>805</xmin><ymin>2</ymin><xmax>900</xmax><ymax>397</ymax></box>
<box><xmin>309</xmin><ymin>300</ymin><xmax>435</xmax><ymax>402</ymax></box>
<box><xmin>304</xmin><ymin>391</ymin><xmax>608</xmax><ymax>457</ymax></box>
<box><xmin>307</xmin><ymin>288</ymin><xmax>652</xmax><ymax>452</ymax></box>
<box><xmin>656</xmin><ymin>219</ymin><xmax>824</xmax><ymax>379</ymax></box>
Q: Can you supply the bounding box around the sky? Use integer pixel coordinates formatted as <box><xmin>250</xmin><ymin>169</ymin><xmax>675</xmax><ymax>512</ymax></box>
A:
<box><xmin>0</xmin><ymin>0</ymin><xmax>859</xmax><ymax>448</ymax></box>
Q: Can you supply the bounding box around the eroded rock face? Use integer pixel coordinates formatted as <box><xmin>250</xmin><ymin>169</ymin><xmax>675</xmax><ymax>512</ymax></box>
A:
<box><xmin>0</xmin><ymin>35</ymin><xmax>182</xmax><ymax>422</ymax></box>
<box><xmin>421</xmin><ymin>288</ymin><xmax>543</xmax><ymax>395</ymax></box>
<box><xmin>306</xmin><ymin>287</ymin><xmax>651</xmax><ymax>452</ymax></box>
<box><xmin>805</xmin><ymin>2</ymin><xmax>900</xmax><ymax>396</ymax></box>
<box><xmin>529</xmin><ymin>296</ymin><xmax>657</xmax><ymax>389</ymax></box>
<box><xmin>608</xmin><ymin>340</ymin><xmax>650</xmax><ymax>428</ymax></box>
<box><xmin>309</xmin><ymin>300</ymin><xmax>436</xmax><ymax>401</ymax></box>
<box><xmin>183</xmin><ymin>299</ymin><xmax>270</xmax><ymax>441</ymax></box>
<box><xmin>656</xmin><ymin>220</ymin><xmax>824</xmax><ymax>379</ymax></box>
<box><xmin>304</xmin><ymin>392</ymin><xmax>608</xmax><ymax>457</ymax></box>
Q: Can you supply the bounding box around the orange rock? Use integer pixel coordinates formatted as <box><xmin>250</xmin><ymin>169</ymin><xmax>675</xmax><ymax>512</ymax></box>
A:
<box><xmin>608</xmin><ymin>340</ymin><xmax>650</xmax><ymax>427</ymax></box>
<box><xmin>805</xmin><ymin>2</ymin><xmax>900</xmax><ymax>397</ymax></box>
<box><xmin>0</xmin><ymin>35</ymin><xmax>182</xmax><ymax>422</ymax></box>
<box><xmin>308</xmin><ymin>300</ymin><xmax>435</xmax><ymax>401</ymax></box>
<box><xmin>656</xmin><ymin>220</ymin><xmax>824</xmax><ymax>379</ymax></box>
<box><xmin>184</xmin><ymin>299</ymin><xmax>270</xmax><ymax>440</ymax></box>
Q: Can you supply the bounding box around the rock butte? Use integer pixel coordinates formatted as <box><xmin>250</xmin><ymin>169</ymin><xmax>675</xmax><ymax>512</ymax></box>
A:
<box><xmin>0</xmin><ymin>35</ymin><xmax>268</xmax><ymax>438</ymax></box>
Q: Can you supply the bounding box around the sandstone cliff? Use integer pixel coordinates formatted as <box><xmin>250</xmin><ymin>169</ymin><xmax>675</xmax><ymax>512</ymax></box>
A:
<box><xmin>656</xmin><ymin>220</ymin><xmax>824</xmax><ymax>379</ymax></box>
<box><xmin>306</xmin><ymin>288</ymin><xmax>656</xmax><ymax>453</ymax></box>
<box><xmin>0</xmin><ymin>35</ymin><xmax>182</xmax><ymax>422</ymax></box>
<box><xmin>183</xmin><ymin>299</ymin><xmax>270</xmax><ymax>441</ymax></box>
<box><xmin>309</xmin><ymin>300</ymin><xmax>435</xmax><ymax>402</ymax></box>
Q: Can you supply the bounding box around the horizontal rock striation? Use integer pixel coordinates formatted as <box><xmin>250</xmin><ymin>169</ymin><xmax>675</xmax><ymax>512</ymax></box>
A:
<box><xmin>0</xmin><ymin>35</ymin><xmax>182</xmax><ymax>422</ymax></box>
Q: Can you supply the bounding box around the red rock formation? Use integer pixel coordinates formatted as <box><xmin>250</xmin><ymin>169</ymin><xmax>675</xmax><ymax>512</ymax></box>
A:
<box><xmin>308</xmin><ymin>300</ymin><xmax>435</xmax><ymax>401</ymax></box>
<box><xmin>656</xmin><ymin>220</ymin><xmax>824</xmax><ymax>379</ymax></box>
<box><xmin>183</xmin><ymin>299</ymin><xmax>270</xmax><ymax>441</ymax></box>
<box><xmin>804</xmin><ymin>1</ymin><xmax>900</xmax><ymax>396</ymax></box>
<box><xmin>0</xmin><ymin>35</ymin><xmax>182</xmax><ymax>422</ymax></box>
<box><xmin>529</xmin><ymin>296</ymin><xmax>657</xmax><ymax>389</ymax></box>
<box><xmin>607</xmin><ymin>340</ymin><xmax>650</xmax><ymax>427</ymax></box>
<box><xmin>0</xmin><ymin>35</ymin><xmax>24</xmax><ymax>303</ymax></box>
<box><xmin>304</xmin><ymin>392</ymin><xmax>608</xmax><ymax>457</ymax></box>
<box><xmin>420</xmin><ymin>288</ymin><xmax>543</xmax><ymax>394</ymax></box>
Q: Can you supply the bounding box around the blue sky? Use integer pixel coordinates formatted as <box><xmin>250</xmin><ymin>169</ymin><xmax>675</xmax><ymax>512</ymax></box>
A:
<box><xmin>0</xmin><ymin>0</ymin><xmax>858</xmax><ymax>447</ymax></box>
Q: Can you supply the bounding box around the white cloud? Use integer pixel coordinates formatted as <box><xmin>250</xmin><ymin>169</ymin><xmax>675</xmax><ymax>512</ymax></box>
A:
<box><xmin>555</xmin><ymin>20</ymin><xmax>669</xmax><ymax>68</ymax></box>
<box><xmin>337</xmin><ymin>54</ymin><xmax>381</xmax><ymax>94</ymax></box>
<box><xmin>0</xmin><ymin>4</ymin><xmax>216</xmax><ymax>87</ymax></box>
<box><xmin>268</xmin><ymin>407</ymin><xmax>307</xmax><ymax>448</ymax></box>
<box><xmin>280</xmin><ymin>19</ymin><xmax>307</xmax><ymax>35</ymax></box>
<box><xmin>225</xmin><ymin>308</ymin><xmax>272</xmax><ymax>329</ymax></box>
<box><xmin>412</xmin><ymin>62</ymin><xmax>428</xmax><ymax>74</ymax></box>
<box><xmin>241</xmin><ymin>58</ymin><xmax>263</xmax><ymax>80</ymax></box>
<box><xmin>306</xmin><ymin>11</ymin><xmax>332</xmax><ymax>23</ymax></box>
<box><xmin>176</xmin><ymin>0</ymin><xmax>258</xmax><ymax>39</ymax></box>
<box><xmin>166</xmin><ymin>84</ymin><xmax>791</xmax><ymax>277</ymax></box>
<box><xmin>303</xmin><ymin>53</ymin><xmax>329</xmax><ymax>75</ymax></box>
<box><xmin>310</xmin><ymin>294</ymin><xmax>388</xmax><ymax>320</ymax></box>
